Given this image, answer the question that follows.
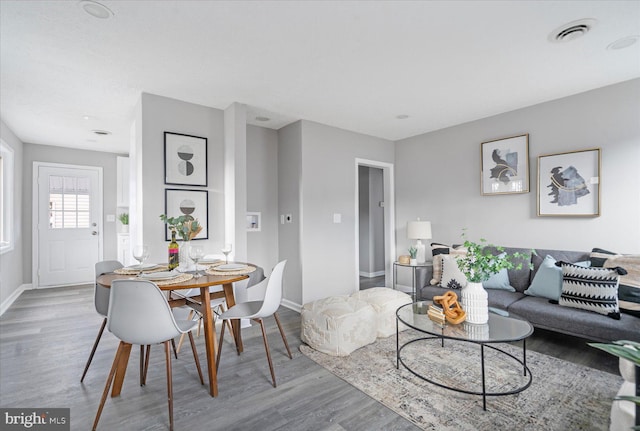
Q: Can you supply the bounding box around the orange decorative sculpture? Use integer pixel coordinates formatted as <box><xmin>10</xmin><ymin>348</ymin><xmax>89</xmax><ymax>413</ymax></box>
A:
<box><xmin>433</xmin><ymin>291</ymin><xmax>467</xmax><ymax>325</ymax></box>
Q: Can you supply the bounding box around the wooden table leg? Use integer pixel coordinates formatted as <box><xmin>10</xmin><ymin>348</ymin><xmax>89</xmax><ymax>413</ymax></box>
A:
<box><xmin>200</xmin><ymin>286</ymin><xmax>218</xmax><ymax>397</ymax></box>
<box><xmin>111</xmin><ymin>342</ymin><xmax>132</xmax><ymax>397</ymax></box>
<box><xmin>223</xmin><ymin>282</ymin><xmax>243</xmax><ymax>354</ymax></box>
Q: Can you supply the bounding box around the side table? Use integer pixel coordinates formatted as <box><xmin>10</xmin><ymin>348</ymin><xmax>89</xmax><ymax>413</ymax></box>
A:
<box><xmin>393</xmin><ymin>261</ymin><xmax>432</xmax><ymax>300</ymax></box>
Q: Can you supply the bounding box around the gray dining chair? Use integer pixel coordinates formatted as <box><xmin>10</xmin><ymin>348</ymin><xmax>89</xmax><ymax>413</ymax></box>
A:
<box><xmin>81</xmin><ymin>260</ymin><xmax>123</xmax><ymax>382</ymax></box>
<box><xmin>215</xmin><ymin>260</ymin><xmax>292</xmax><ymax>387</ymax></box>
<box><xmin>92</xmin><ymin>279</ymin><xmax>204</xmax><ymax>431</ymax></box>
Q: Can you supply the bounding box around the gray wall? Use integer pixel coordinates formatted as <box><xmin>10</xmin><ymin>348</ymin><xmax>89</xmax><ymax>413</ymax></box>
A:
<box><xmin>21</xmin><ymin>143</ymin><xmax>124</xmax><ymax>283</ymax></box>
<box><xmin>277</xmin><ymin>122</ymin><xmax>303</xmax><ymax>306</ymax></box>
<box><xmin>246</xmin><ymin>125</ymin><xmax>279</xmax><ymax>299</ymax></box>
<box><xmin>0</xmin><ymin>121</ymin><xmax>24</xmax><ymax>304</ymax></box>
<box><xmin>300</xmin><ymin>120</ymin><xmax>394</xmax><ymax>304</ymax></box>
<box><xmin>395</xmin><ymin>78</ymin><xmax>640</xmax><ymax>255</ymax></box>
<box><xmin>137</xmin><ymin>93</ymin><xmax>225</xmax><ymax>264</ymax></box>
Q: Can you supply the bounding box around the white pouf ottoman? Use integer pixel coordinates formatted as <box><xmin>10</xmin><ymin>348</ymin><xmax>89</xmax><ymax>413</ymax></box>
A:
<box><xmin>350</xmin><ymin>287</ymin><xmax>412</xmax><ymax>338</ymax></box>
<box><xmin>301</xmin><ymin>296</ymin><xmax>377</xmax><ymax>356</ymax></box>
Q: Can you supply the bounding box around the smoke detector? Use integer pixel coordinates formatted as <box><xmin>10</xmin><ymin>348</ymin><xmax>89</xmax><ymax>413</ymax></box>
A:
<box><xmin>548</xmin><ymin>19</ymin><xmax>597</xmax><ymax>43</ymax></box>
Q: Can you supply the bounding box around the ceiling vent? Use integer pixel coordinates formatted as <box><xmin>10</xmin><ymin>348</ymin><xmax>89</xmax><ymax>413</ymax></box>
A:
<box><xmin>92</xmin><ymin>130</ymin><xmax>112</xmax><ymax>136</ymax></box>
<box><xmin>548</xmin><ymin>19</ymin><xmax>596</xmax><ymax>43</ymax></box>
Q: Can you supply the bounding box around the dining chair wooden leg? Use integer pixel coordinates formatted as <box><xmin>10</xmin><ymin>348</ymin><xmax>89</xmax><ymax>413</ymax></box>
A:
<box><xmin>163</xmin><ymin>341</ymin><xmax>174</xmax><ymax>431</ymax></box>
<box><xmin>176</xmin><ymin>310</ymin><xmax>195</xmax><ymax>354</ymax></box>
<box><xmin>81</xmin><ymin>317</ymin><xmax>107</xmax><ymax>382</ymax></box>
<box><xmin>92</xmin><ymin>341</ymin><xmax>125</xmax><ymax>431</ymax></box>
<box><xmin>216</xmin><ymin>320</ymin><xmax>226</xmax><ymax>371</ymax></box>
<box><xmin>170</xmin><ymin>339</ymin><xmax>178</xmax><ymax>359</ymax></box>
<box><xmin>187</xmin><ymin>332</ymin><xmax>204</xmax><ymax>385</ymax></box>
<box><xmin>257</xmin><ymin>318</ymin><xmax>277</xmax><ymax>388</ymax></box>
<box><xmin>139</xmin><ymin>345</ymin><xmax>145</xmax><ymax>386</ymax></box>
<box><xmin>273</xmin><ymin>312</ymin><xmax>293</xmax><ymax>359</ymax></box>
<box><xmin>142</xmin><ymin>345</ymin><xmax>151</xmax><ymax>386</ymax></box>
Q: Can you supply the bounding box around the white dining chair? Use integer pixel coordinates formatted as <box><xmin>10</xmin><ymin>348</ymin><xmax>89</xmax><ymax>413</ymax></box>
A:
<box><xmin>81</xmin><ymin>260</ymin><xmax>123</xmax><ymax>383</ymax></box>
<box><xmin>215</xmin><ymin>260</ymin><xmax>292</xmax><ymax>387</ymax></box>
<box><xmin>92</xmin><ymin>279</ymin><xmax>204</xmax><ymax>431</ymax></box>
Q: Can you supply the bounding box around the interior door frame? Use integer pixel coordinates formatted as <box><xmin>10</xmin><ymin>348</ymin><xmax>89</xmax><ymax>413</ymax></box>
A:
<box><xmin>354</xmin><ymin>158</ymin><xmax>395</xmax><ymax>291</ymax></box>
<box><xmin>32</xmin><ymin>161</ymin><xmax>104</xmax><ymax>289</ymax></box>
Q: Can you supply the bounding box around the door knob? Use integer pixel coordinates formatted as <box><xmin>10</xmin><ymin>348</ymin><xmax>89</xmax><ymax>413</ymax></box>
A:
<box><xmin>92</xmin><ymin>222</ymin><xmax>97</xmax><ymax>227</ymax></box>
<box><xmin>92</xmin><ymin>231</ymin><xmax>98</xmax><ymax>236</ymax></box>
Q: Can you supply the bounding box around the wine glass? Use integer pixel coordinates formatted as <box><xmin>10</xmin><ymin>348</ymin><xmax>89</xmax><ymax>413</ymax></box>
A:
<box><xmin>189</xmin><ymin>245</ymin><xmax>204</xmax><ymax>278</ymax></box>
<box><xmin>132</xmin><ymin>245</ymin><xmax>149</xmax><ymax>275</ymax></box>
<box><xmin>221</xmin><ymin>243</ymin><xmax>232</xmax><ymax>264</ymax></box>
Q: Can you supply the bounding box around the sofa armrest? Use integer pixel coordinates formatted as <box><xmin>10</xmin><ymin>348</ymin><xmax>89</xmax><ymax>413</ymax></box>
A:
<box><xmin>415</xmin><ymin>265</ymin><xmax>433</xmax><ymax>290</ymax></box>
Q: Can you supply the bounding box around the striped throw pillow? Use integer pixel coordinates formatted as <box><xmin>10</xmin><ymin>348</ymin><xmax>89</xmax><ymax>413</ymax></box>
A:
<box><xmin>590</xmin><ymin>248</ymin><xmax>640</xmax><ymax>317</ymax></box>
<box><xmin>558</xmin><ymin>262</ymin><xmax>626</xmax><ymax>320</ymax></box>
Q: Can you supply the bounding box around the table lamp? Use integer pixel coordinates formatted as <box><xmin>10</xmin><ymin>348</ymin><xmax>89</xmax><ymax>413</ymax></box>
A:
<box><xmin>407</xmin><ymin>219</ymin><xmax>432</xmax><ymax>264</ymax></box>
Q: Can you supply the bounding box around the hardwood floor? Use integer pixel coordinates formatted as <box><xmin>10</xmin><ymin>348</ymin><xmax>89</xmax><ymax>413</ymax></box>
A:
<box><xmin>0</xmin><ymin>285</ymin><xmax>618</xmax><ymax>430</ymax></box>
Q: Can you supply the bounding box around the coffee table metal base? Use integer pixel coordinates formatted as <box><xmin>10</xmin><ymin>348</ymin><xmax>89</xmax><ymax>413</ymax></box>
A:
<box><xmin>396</xmin><ymin>334</ymin><xmax>533</xmax><ymax>410</ymax></box>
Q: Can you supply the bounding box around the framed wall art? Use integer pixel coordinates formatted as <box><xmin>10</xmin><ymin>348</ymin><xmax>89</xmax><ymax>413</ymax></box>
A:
<box><xmin>164</xmin><ymin>188</ymin><xmax>209</xmax><ymax>240</ymax></box>
<box><xmin>164</xmin><ymin>132</ymin><xmax>208</xmax><ymax>186</ymax></box>
<box><xmin>481</xmin><ymin>134</ymin><xmax>530</xmax><ymax>195</ymax></box>
<box><xmin>537</xmin><ymin>148</ymin><xmax>601</xmax><ymax>217</ymax></box>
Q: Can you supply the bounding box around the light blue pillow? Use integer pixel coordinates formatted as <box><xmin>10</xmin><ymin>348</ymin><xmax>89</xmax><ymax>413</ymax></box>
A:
<box><xmin>483</xmin><ymin>267</ymin><xmax>515</xmax><ymax>291</ymax></box>
<box><xmin>525</xmin><ymin>255</ymin><xmax>590</xmax><ymax>300</ymax></box>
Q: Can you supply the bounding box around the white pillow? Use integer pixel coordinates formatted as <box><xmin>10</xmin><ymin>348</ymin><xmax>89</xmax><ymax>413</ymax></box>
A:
<box><xmin>439</xmin><ymin>254</ymin><xmax>467</xmax><ymax>289</ymax></box>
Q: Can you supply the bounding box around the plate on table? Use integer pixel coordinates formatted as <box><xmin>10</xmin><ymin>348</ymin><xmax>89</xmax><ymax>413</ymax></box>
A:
<box><xmin>215</xmin><ymin>263</ymin><xmax>247</xmax><ymax>271</ymax></box>
<box><xmin>200</xmin><ymin>258</ymin><xmax>222</xmax><ymax>264</ymax></box>
<box><xmin>125</xmin><ymin>263</ymin><xmax>158</xmax><ymax>270</ymax></box>
<box><xmin>139</xmin><ymin>271</ymin><xmax>179</xmax><ymax>281</ymax></box>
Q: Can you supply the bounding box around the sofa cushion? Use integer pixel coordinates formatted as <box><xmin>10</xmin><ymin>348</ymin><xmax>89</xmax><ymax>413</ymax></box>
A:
<box><xmin>507</xmin><ymin>296</ymin><xmax>640</xmax><ymax>342</ymax></box>
<box><xmin>439</xmin><ymin>254</ymin><xmax>467</xmax><ymax>289</ymax></box>
<box><xmin>558</xmin><ymin>262</ymin><xmax>622</xmax><ymax>319</ymax></box>
<box><xmin>430</xmin><ymin>243</ymin><xmax>466</xmax><ymax>285</ymax></box>
<box><xmin>590</xmin><ymin>248</ymin><xmax>640</xmax><ymax>317</ymax></box>
<box><xmin>525</xmin><ymin>255</ymin><xmax>591</xmax><ymax>301</ymax></box>
<box><xmin>483</xmin><ymin>267</ymin><xmax>515</xmax><ymax>292</ymax></box>
<box><xmin>489</xmin><ymin>246</ymin><xmax>534</xmax><ymax>293</ymax></box>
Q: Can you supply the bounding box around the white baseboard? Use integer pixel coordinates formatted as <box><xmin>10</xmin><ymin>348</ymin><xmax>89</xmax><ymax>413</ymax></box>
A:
<box><xmin>0</xmin><ymin>283</ymin><xmax>32</xmax><ymax>317</ymax></box>
<box><xmin>281</xmin><ymin>298</ymin><xmax>301</xmax><ymax>313</ymax></box>
<box><xmin>359</xmin><ymin>270</ymin><xmax>385</xmax><ymax>278</ymax></box>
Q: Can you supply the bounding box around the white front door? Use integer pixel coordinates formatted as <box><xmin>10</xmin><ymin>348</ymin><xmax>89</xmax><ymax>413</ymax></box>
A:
<box><xmin>35</xmin><ymin>164</ymin><xmax>102</xmax><ymax>287</ymax></box>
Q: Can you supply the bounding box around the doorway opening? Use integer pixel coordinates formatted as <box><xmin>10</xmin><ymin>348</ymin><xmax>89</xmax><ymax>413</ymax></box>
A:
<box><xmin>355</xmin><ymin>159</ymin><xmax>395</xmax><ymax>291</ymax></box>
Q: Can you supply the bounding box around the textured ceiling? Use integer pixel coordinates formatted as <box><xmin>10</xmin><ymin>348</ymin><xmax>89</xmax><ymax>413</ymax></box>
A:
<box><xmin>1</xmin><ymin>1</ymin><xmax>639</xmax><ymax>153</ymax></box>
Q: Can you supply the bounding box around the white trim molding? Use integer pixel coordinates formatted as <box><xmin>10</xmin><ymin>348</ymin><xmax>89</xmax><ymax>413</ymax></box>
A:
<box><xmin>0</xmin><ymin>283</ymin><xmax>32</xmax><ymax>316</ymax></box>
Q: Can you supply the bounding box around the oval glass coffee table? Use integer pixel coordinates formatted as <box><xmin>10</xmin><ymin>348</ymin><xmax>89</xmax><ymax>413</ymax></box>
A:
<box><xmin>396</xmin><ymin>301</ymin><xmax>534</xmax><ymax>410</ymax></box>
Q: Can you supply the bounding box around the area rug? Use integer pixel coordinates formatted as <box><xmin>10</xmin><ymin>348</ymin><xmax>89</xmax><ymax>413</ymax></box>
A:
<box><xmin>300</xmin><ymin>330</ymin><xmax>621</xmax><ymax>431</ymax></box>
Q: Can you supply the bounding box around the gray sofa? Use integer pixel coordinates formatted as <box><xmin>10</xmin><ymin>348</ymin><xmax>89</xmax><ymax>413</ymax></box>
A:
<box><xmin>417</xmin><ymin>246</ymin><xmax>640</xmax><ymax>342</ymax></box>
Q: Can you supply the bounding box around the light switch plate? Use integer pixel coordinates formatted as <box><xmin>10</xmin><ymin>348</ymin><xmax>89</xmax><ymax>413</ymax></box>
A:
<box><xmin>333</xmin><ymin>213</ymin><xmax>341</xmax><ymax>223</ymax></box>
<box><xmin>106</xmin><ymin>214</ymin><xmax>116</xmax><ymax>222</ymax></box>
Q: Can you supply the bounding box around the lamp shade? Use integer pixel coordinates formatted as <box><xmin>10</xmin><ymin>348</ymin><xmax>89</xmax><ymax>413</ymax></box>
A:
<box><xmin>407</xmin><ymin>220</ymin><xmax>432</xmax><ymax>240</ymax></box>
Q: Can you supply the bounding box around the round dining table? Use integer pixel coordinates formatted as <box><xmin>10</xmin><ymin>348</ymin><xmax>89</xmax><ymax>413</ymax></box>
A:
<box><xmin>97</xmin><ymin>270</ymin><xmax>249</xmax><ymax>398</ymax></box>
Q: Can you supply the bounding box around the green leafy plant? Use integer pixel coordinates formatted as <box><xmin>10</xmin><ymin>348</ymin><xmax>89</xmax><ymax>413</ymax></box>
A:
<box><xmin>456</xmin><ymin>230</ymin><xmax>533</xmax><ymax>283</ymax></box>
<box><xmin>159</xmin><ymin>214</ymin><xmax>202</xmax><ymax>241</ymax></box>
<box><xmin>117</xmin><ymin>212</ymin><xmax>129</xmax><ymax>225</ymax></box>
<box><xmin>409</xmin><ymin>246</ymin><xmax>417</xmax><ymax>259</ymax></box>
<box><xmin>589</xmin><ymin>340</ymin><xmax>640</xmax><ymax>429</ymax></box>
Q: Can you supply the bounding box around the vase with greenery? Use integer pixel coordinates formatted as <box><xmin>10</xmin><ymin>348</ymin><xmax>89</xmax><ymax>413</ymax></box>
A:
<box><xmin>409</xmin><ymin>246</ymin><xmax>418</xmax><ymax>266</ymax></box>
<box><xmin>159</xmin><ymin>214</ymin><xmax>203</xmax><ymax>269</ymax></box>
<box><xmin>589</xmin><ymin>340</ymin><xmax>639</xmax><ymax>429</ymax></box>
<box><xmin>117</xmin><ymin>213</ymin><xmax>129</xmax><ymax>232</ymax></box>
<box><xmin>456</xmin><ymin>231</ymin><xmax>532</xmax><ymax>324</ymax></box>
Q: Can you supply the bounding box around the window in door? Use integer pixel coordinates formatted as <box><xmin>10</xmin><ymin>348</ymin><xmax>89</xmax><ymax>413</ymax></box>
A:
<box><xmin>48</xmin><ymin>175</ymin><xmax>91</xmax><ymax>229</ymax></box>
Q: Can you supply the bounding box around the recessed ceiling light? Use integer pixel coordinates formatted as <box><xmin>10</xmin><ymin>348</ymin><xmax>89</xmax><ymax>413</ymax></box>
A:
<box><xmin>78</xmin><ymin>0</ymin><xmax>114</xmax><ymax>19</ymax></box>
<box><xmin>607</xmin><ymin>35</ymin><xmax>639</xmax><ymax>50</ymax></box>
<box><xmin>92</xmin><ymin>129</ymin><xmax>112</xmax><ymax>136</ymax></box>
<box><xmin>396</xmin><ymin>114</ymin><xmax>410</xmax><ymax>120</ymax></box>
<box><xmin>548</xmin><ymin>18</ymin><xmax>596</xmax><ymax>43</ymax></box>
<box><xmin>255</xmin><ymin>116</ymin><xmax>270</xmax><ymax>122</ymax></box>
